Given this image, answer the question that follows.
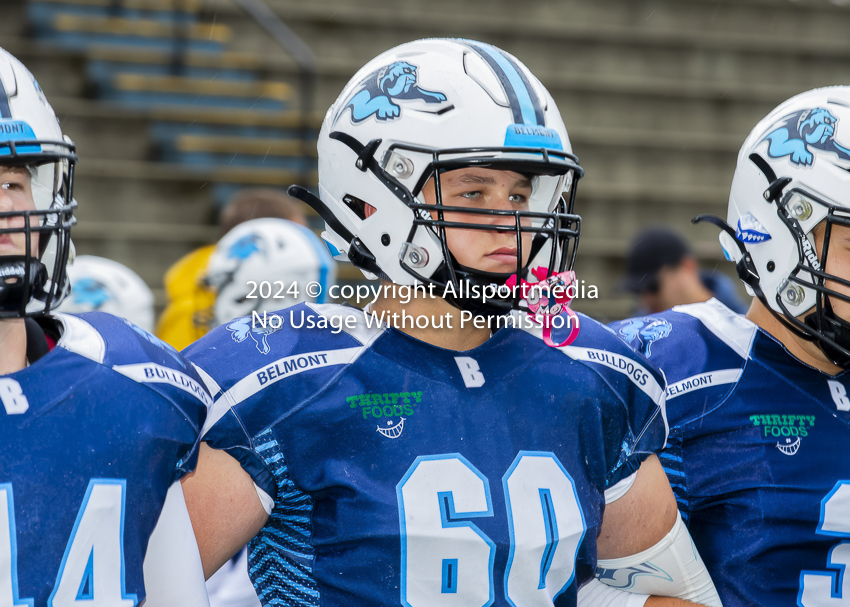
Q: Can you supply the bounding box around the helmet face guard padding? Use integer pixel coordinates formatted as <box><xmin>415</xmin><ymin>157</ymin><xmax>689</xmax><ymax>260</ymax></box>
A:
<box><xmin>0</xmin><ymin>47</ymin><xmax>78</xmax><ymax>317</ymax></box>
<box><xmin>290</xmin><ymin>38</ymin><xmax>584</xmax><ymax>317</ymax></box>
<box><xmin>707</xmin><ymin>86</ymin><xmax>850</xmax><ymax>366</ymax></box>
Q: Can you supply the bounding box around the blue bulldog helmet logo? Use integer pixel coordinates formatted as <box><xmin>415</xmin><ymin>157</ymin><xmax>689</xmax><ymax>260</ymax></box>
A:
<box><xmin>336</xmin><ymin>61</ymin><xmax>447</xmax><ymax>124</ymax></box>
<box><xmin>227</xmin><ymin>234</ymin><xmax>264</xmax><ymax>260</ymax></box>
<box><xmin>762</xmin><ymin>108</ymin><xmax>850</xmax><ymax>167</ymax></box>
<box><xmin>226</xmin><ymin>317</ymin><xmax>280</xmax><ymax>355</ymax></box>
<box><xmin>71</xmin><ymin>278</ymin><xmax>111</xmax><ymax>309</ymax></box>
<box><xmin>618</xmin><ymin>318</ymin><xmax>672</xmax><ymax>357</ymax></box>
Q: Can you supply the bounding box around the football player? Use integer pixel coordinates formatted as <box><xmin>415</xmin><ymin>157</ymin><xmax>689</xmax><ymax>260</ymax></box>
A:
<box><xmin>0</xmin><ymin>47</ymin><xmax>209</xmax><ymax>605</ymax></box>
<box><xmin>202</xmin><ymin>218</ymin><xmax>335</xmax><ymax>607</ymax></box>
<box><xmin>609</xmin><ymin>86</ymin><xmax>850</xmax><ymax>606</ymax></box>
<box><xmin>181</xmin><ymin>39</ymin><xmax>720</xmax><ymax>606</ymax></box>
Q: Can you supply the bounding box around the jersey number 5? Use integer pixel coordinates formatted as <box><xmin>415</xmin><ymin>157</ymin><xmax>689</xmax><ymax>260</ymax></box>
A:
<box><xmin>397</xmin><ymin>452</ymin><xmax>587</xmax><ymax>607</ymax></box>
<box><xmin>799</xmin><ymin>481</ymin><xmax>850</xmax><ymax>606</ymax></box>
<box><xmin>0</xmin><ymin>479</ymin><xmax>137</xmax><ymax>607</ymax></box>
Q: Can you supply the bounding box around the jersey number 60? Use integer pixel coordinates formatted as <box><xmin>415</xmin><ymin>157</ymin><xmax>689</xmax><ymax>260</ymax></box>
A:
<box><xmin>397</xmin><ymin>452</ymin><xmax>587</xmax><ymax>607</ymax></box>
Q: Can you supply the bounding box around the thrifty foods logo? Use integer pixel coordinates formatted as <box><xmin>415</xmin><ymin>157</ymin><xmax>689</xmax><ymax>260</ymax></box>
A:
<box><xmin>347</xmin><ymin>391</ymin><xmax>423</xmax><ymax>439</ymax></box>
<box><xmin>750</xmin><ymin>413</ymin><xmax>815</xmax><ymax>456</ymax></box>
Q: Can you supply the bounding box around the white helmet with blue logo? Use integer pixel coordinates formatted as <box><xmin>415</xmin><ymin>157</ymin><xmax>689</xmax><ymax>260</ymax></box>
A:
<box><xmin>57</xmin><ymin>255</ymin><xmax>155</xmax><ymax>332</ymax></box>
<box><xmin>289</xmin><ymin>38</ymin><xmax>582</xmax><ymax>316</ymax></box>
<box><xmin>203</xmin><ymin>218</ymin><xmax>336</xmax><ymax>326</ymax></box>
<box><xmin>718</xmin><ymin>86</ymin><xmax>850</xmax><ymax>363</ymax></box>
<box><xmin>0</xmin><ymin>47</ymin><xmax>77</xmax><ymax>317</ymax></box>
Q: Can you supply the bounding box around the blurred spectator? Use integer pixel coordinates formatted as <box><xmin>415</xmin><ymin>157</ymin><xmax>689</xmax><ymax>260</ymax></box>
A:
<box><xmin>621</xmin><ymin>226</ymin><xmax>748</xmax><ymax>315</ymax></box>
<box><xmin>156</xmin><ymin>188</ymin><xmax>309</xmax><ymax>349</ymax></box>
<box><xmin>219</xmin><ymin>187</ymin><xmax>309</xmax><ymax>234</ymax></box>
<box><xmin>57</xmin><ymin>255</ymin><xmax>155</xmax><ymax>332</ymax></box>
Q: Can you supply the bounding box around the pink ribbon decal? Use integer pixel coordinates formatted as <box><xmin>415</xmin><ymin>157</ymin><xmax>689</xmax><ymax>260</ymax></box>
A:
<box><xmin>506</xmin><ymin>267</ymin><xmax>581</xmax><ymax>347</ymax></box>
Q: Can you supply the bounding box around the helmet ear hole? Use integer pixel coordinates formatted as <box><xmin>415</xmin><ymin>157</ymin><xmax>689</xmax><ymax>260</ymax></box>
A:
<box><xmin>342</xmin><ymin>194</ymin><xmax>369</xmax><ymax>220</ymax></box>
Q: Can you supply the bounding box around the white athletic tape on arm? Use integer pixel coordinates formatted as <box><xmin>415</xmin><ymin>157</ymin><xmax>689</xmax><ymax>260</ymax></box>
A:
<box><xmin>578</xmin><ymin>578</ymin><xmax>649</xmax><ymax>607</ymax></box>
<box><xmin>596</xmin><ymin>511</ymin><xmax>722</xmax><ymax>606</ymax></box>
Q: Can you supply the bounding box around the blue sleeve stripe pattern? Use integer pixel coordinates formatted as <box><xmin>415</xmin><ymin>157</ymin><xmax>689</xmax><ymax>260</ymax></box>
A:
<box><xmin>659</xmin><ymin>437</ymin><xmax>690</xmax><ymax>525</ymax></box>
<box><xmin>248</xmin><ymin>429</ymin><xmax>319</xmax><ymax>607</ymax></box>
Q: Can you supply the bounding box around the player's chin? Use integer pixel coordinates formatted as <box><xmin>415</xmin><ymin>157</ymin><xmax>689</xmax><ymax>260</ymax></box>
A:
<box><xmin>0</xmin><ymin>242</ymin><xmax>27</xmax><ymax>257</ymax></box>
<box><xmin>475</xmin><ymin>257</ymin><xmax>523</xmax><ymax>275</ymax></box>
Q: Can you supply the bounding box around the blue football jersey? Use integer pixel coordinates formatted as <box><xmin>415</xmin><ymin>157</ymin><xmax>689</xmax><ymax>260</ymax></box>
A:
<box><xmin>610</xmin><ymin>298</ymin><xmax>850</xmax><ymax>607</ymax></box>
<box><xmin>1</xmin><ymin>312</ymin><xmax>209</xmax><ymax>605</ymax></box>
<box><xmin>185</xmin><ymin>303</ymin><xmax>667</xmax><ymax>607</ymax></box>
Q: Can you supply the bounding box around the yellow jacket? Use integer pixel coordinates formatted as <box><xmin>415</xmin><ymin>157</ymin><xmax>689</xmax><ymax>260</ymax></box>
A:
<box><xmin>156</xmin><ymin>245</ymin><xmax>216</xmax><ymax>351</ymax></box>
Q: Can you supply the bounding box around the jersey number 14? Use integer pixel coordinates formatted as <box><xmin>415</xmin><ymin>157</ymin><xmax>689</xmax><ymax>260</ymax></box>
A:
<box><xmin>0</xmin><ymin>479</ymin><xmax>137</xmax><ymax>607</ymax></box>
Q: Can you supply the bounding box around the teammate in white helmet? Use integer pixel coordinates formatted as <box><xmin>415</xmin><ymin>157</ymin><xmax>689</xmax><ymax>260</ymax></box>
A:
<box><xmin>0</xmin><ymin>47</ymin><xmax>209</xmax><ymax>606</ymax></box>
<box><xmin>58</xmin><ymin>254</ymin><xmax>155</xmax><ymax>332</ymax></box>
<box><xmin>610</xmin><ymin>86</ymin><xmax>850</xmax><ymax>606</ymax></box>
<box><xmin>204</xmin><ymin>217</ymin><xmax>336</xmax><ymax>329</ymax></box>
<box><xmin>181</xmin><ymin>39</ymin><xmax>720</xmax><ymax>607</ymax></box>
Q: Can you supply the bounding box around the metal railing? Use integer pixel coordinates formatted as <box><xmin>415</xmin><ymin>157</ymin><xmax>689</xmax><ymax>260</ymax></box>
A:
<box><xmin>233</xmin><ymin>0</ymin><xmax>316</xmax><ymax>183</ymax></box>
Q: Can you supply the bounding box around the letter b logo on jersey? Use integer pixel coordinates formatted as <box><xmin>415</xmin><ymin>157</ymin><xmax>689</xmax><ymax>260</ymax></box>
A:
<box><xmin>455</xmin><ymin>357</ymin><xmax>485</xmax><ymax>388</ymax></box>
<box><xmin>0</xmin><ymin>378</ymin><xmax>29</xmax><ymax>415</ymax></box>
<box><xmin>828</xmin><ymin>380</ymin><xmax>850</xmax><ymax>411</ymax></box>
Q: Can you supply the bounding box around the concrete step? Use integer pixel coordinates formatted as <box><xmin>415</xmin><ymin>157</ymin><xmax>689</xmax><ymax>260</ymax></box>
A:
<box><xmin>245</xmin><ymin>0</ymin><xmax>850</xmax><ymax>42</ymax></box>
<box><xmin>34</xmin><ymin>12</ymin><xmax>230</xmax><ymax>53</ymax></box>
<box><xmin>98</xmin><ymin>72</ymin><xmax>291</xmax><ymax>111</ymax></box>
<box><xmin>28</xmin><ymin>0</ymin><xmax>200</xmax><ymax>28</ymax></box>
<box><xmin>34</xmin><ymin>0</ymin><xmax>202</xmax><ymax>12</ymax></box>
<box><xmin>3</xmin><ymin>35</ymin><xmax>805</xmax><ymax>137</ymax></box>
<box><xmin>203</xmin><ymin>0</ymin><xmax>850</xmax><ymax>87</ymax></box>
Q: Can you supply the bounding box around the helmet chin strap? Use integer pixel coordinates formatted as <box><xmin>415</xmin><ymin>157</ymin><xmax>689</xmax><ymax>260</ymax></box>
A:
<box><xmin>804</xmin><ymin>298</ymin><xmax>850</xmax><ymax>367</ymax></box>
<box><xmin>0</xmin><ymin>256</ymin><xmax>49</xmax><ymax>316</ymax></box>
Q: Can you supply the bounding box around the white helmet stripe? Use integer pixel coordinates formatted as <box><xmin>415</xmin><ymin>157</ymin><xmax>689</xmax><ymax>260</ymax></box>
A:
<box><xmin>0</xmin><ymin>74</ymin><xmax>12</xmax><ymax>118</ymax></box>
<box><xmin>463</xmin><ymin>40</ymin><xmax>545</xmax><ymax>127</ymax></box>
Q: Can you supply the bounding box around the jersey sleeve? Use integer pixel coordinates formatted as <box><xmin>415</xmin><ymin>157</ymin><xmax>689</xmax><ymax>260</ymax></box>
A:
<box><xmin>182</xmin><ymin>322</ymin><xmax>279</xmax><ymax>503</ymax></box>
<box><xmin>608</xmin><ymin>301</ymin><xmax>754</xmax><ymax>519</ymax></box>
<box><xmin>551</xmin><ymin>315</ymin><xmax>669</xmax><ymax>490</ymax></box>
<box><xmin>67</xmin><ymin>311</ymin><xmax>211</xmax><ymax>480</ymax></box>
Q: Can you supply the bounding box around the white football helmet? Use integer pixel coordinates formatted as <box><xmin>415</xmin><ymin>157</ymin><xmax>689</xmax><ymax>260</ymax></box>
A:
<box><xmin>713</xmin><ymin>86</ymin><xmax>850</xmax><ymax>364</ymax></box>
<box><xmin>57</xmin><ymin>255</ymin><xmax>155</xmax><ymax>333</ymax></box>
<box><xmin>289</xmin><ymin>38</ymin><xmax>583</xmax><ymax>316</ymax></box>
<box><xmin>204</xmin><ymin>218</ymin><xmax>336</xmax><ymax>325</ymax></box>
<box><xmin>0</xmin><ymin>47</ymin><xmax>77</xmax><ymax>317</ymax></box>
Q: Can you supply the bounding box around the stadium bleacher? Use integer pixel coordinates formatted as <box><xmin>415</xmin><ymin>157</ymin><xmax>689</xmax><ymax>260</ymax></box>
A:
<box><xmin>9</xmin><ymin>0</ymin><xmax>850</xmax><ymax>319</ymax></box>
